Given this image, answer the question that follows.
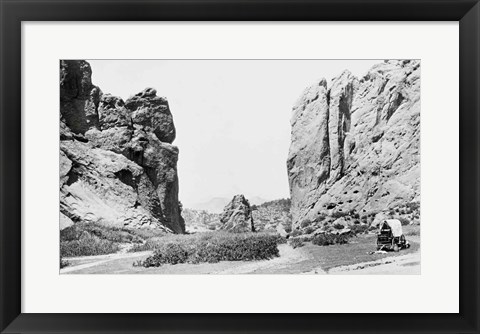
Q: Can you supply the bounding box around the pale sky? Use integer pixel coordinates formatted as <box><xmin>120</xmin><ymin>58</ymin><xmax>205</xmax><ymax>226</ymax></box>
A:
<box><xmin>88</xmin><ymin>60</ymin><xmax>380</xmax><ymax>208</ymax></box>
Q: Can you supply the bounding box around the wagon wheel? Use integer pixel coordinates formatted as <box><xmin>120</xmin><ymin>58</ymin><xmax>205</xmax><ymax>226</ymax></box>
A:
<box><xmin>393</xmin><ymin>244</ymin><xmax>399</xmax><ymax>252</ymax></box>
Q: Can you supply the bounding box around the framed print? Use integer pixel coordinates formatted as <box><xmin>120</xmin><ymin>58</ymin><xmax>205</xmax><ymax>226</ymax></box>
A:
<box><xmin>1</xmin><ymin>0</ymin><xmax>479</xmax><ymax>333</ymax></box>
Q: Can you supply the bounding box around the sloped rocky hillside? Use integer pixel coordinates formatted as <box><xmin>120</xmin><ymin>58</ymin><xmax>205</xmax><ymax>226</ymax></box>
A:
<box><xmin>287</xmin><ymin>60</ymin><xmax>420</xmax><ymax>230</ymax></box>
<box><xmin>60</xmin><ymin>60</ymin><xmax>185</xmax><ymax>233</ymax></box>
<box><xmin>182</xmin><ymin>208</ymin><xmax>221</xmax><ymax>233</ymax></box>
<box><xmin>251</xmin><ymin>199</ymin><xmax>292</xmax><ymax>232</ymax></box>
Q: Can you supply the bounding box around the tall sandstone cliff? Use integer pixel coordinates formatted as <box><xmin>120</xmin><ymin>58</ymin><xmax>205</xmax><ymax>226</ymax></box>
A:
<box><xmin>287</xmin><ymin>60</ymin><xmax>420</xmax><ymax>229</ymax></box>
<box><xmin>60</xmin><ymin>60</ymin><xmax>185</xmax><ymax>233</ymax></box>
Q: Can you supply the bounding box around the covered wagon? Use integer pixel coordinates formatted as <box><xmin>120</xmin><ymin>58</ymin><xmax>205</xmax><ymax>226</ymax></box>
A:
<box><xmin>376</xmin><ymin>219</ymin><xmax>410</xmax><ymax>252</ymax></box>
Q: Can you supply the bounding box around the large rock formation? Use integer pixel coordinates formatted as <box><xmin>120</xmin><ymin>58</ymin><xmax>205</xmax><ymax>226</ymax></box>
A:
<box><xmin>219</xmin><ymin>195</ymin><xmax>255</xmax><ymax>233</ymax></box>
<box><xmin>60</xmin><ymin>60</ymin><xmax>185</xmax><ymax>233</ymax></box>
<box><xmin>287</xmin><ymin>60</ymin><xmax>420</xmax><ymax>229</ymax></box>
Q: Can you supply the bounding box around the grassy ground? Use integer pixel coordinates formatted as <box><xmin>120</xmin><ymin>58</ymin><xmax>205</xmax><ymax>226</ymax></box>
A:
<box><xmin>300</xmin><ymin>233</ymin><xmax>420</xmax><ymax>272</ymax></box>
<box><xmin>60</xmin><ymin>223</ymin><xmax>168</xmax><ymax>257</ymax></box>
<box><xmin>62</xmin><ymin>225</ymin><xmax>420</xmax><ymax>274</ymax></box>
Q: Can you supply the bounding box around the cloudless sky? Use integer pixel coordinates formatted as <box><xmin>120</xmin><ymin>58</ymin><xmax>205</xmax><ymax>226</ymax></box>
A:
<box><xmin>88</xmin><ymin>60</ymin><xmax>380</xmax><ymax>208</ymax></box>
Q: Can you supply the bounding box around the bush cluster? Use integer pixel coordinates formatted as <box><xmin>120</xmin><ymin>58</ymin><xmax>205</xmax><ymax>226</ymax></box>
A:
<box><xmin>61</xmin><ymin>223</ymin><xmax>144</xmax><ymax>243</ymax></box>
<box><xmin>60</xmin><ymin>257</ymin><xmax>70</xmax><ymax>269</ymax></box>
<box><xmin>128</xmin><ymin>237</ymin><xmax>163</xmax><ymax>253</ymax></box>
<box><xmin>300</xmin><ymin>219</ymin><xmax>311</xmax><ymax>228</ymax></box>
<box><xmin>349</xmin><ymin>224</ymin><xmax>369</xmax><ymax>235</ymax></box>
<box><xmin>304</xmin><ymin>226</ymin><xmax>315</xmax><ymax>234</ymax></box>
<box><xmin>289</xmin><ymin>229</ymin><xmax>302</xmax><ymax>237</ymax></box>
<box><xmin>60</xmin><ymin>223</ymin><xmax>170</xmax><ymax>257</ymax></box>
<box><xmin>311</xmin><ymin>233</ymin><xmax>350</xmax><ymax>246</ymax></box>
<box><xmin>331</xmin><ymin>211</ymin><xmax>349</xmax><ymax>219</ymax></box>
<box><xmin>289</xmin><ymin>238</ymin><xmax>305</xmax><ymax>249</ymax></box>
<box><xmin>140</xmin><ymin>232</ymin><xmax>280</xmax><ymax>267</ymax></box>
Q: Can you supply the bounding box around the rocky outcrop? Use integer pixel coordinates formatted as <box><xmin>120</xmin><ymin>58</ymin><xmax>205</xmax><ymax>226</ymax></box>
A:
<box><xmin>219</xmin><ymin>195</ymin><xmax>255</xmax><ymax>233</ymax></box>
<box><xmin>60</xmin><ymin>60</ymin><xmax>102</xmax><ymax>134</ymax></box>
<box><xmin>287</xmin><ymin>60</ymin><xmax>420</xmax><ymax>229</ymax></box>
<box><xmin>60</xmin><ymin>60</ymin><xmax>184</xmax><ymax>233</ymax></box>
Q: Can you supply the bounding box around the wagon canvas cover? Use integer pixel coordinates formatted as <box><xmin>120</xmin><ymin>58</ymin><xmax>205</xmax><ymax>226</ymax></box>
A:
<box><xmin>382</xmin><ymin>219</ymin><xmax>403</xmax><ymax>237</ymax></box>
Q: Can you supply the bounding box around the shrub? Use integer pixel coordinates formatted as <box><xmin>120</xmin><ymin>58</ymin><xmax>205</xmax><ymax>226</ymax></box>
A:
<box><xmin>60</xmin><ymin>223</ymin><xmax>143</xmax><ymax>244</ymax></box>
<box><xmin>313</xmin><ymin>213</ymin><xmax>327</xmax><ymax>223</ymax></box>
<box><xmin>406</xmin><ymin>202</ymin><xmax>420</xmax><ymax>212</ymax></box>
<box><xmin>331</xmin><ymin>211</ymin><xmax>349</xmax><ymax>219</ymax></box>
<box><xmin>333</xmin><ymin>223</ymin><xmax>345</xmax><ymax>230</ymax></box>
<box><xmin>349</xmin><ymin>224</ymin><xmax>369</xmax><ymax>235</ymax></box>
<box><xmin>284</xmin><ymin>225</ymin><xmax>292</xmax><ymax>233</ymax></box>
<box><xmin>289</xmin><ymin>229</ymin><xmax>302</xmax><ymax>237</ymax></box>
<box><xmin>130</xmin><ymin>228</ymin><xmax>168</xmax><ymax>240</ymax></box>
<box><xmin>311</xmin><ymin>233</ymin><xmax>351</xmax><ymax>246</ymax></box>
<box><xmin>60</xmin><ymin>235</ymin><xmax>120</xmax><ymax>257</ymax></box>
<box><xmin>140</xmin><ymin>232</ymin><xmax>280</xmax><ymax>267</ymax></box>
<box><xmin>289</xmin><ymin>238</ymin><xmax>305</xmax><ymax>249</ymax></box>
<box><xmin>128</xmin><ymin>237</ymin><xmax>163</xmax><ymax>252</ymax></box>
<box><xmin>60</xmin><ymin>257</ymin><xmax>69</xmax><ymax>269</ymax></box>
<box><xmin>399</xmin><ymin>217</ymin><xmax>410</xmax><ymax>226</ymax></box>
<box><xmin>304</xmin><ymin>226</ymin><xmax>315</xmax><ymax>234</ymax></box>
<box><xmin>300</xmin><ymin>219</ymin><xmax>311</xmax><ymax>228</ymax></box>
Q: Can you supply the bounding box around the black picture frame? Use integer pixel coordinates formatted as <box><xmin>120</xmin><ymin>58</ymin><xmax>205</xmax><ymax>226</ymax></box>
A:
<box><xmin>1</xmin><ymin>0</ymin><xmax>479</xmax><ymax>333</ymax></box>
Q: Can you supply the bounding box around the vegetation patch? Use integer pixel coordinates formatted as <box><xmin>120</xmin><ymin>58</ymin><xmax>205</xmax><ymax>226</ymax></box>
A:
<box><xmin>60</xmin><ymin>257</ymin><xmax>70</xmax><ymax>268</ymax></box>
<box><xmin>311</xmin><ymin>233</ymin><xmax>351</xmax><ymax>246</ymax></box>
<box><xmin>349</xmin><ymin>224</ymin><xmax>369</xmax><ymax>235</ymax></box>
<box><xmin>128</xmin><ymin>237</ymin><xmax>164</xmax><ymax>253</ymax></box>
<box><xmin>289</xmin><ymin>238</ymin><xmax>305</xmax><ymax>249</ymax></box>
<box><xmin>304</xmin><ymin>234</ymin><xmax>420</xmax><ymax>271</ymax></box>
<box><xmin>289</xmin><ymin>229</ymin><xmax>302</xmax><ymax>237</ymax></box>
<box><xmin>60</xmin><ymin>223</ymin><xmax>168</xmax><ymax>257</ymax></box>
<box><xmin>140</xmin><ymin>232</ymin><xmax>280</xmax><ymax>267</ymax></box>
<box><xmin>60</xmin><ymin>235</ymin><xmax>121</xmax><ymax>257</ymax></box>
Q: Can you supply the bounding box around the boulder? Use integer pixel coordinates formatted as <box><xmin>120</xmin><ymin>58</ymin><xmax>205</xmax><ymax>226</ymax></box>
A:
<box><xmin>219</xmin><ymin>195</ymin><xmax>255</xmax><ymax>233</ymax></box>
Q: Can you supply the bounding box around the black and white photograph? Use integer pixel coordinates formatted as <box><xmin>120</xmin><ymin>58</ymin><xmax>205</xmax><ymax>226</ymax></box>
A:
<box><xmin>59</xmin><ymin>59</ymin><xmax>420</xmax><ymax>275</ymax></box>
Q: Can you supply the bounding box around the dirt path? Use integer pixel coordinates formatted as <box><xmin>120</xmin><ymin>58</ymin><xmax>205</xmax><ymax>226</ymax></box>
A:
<box><xmin>211</xmin><ymin>243</ymin><xmax>325</xmax><ymax>274</ymax></box>
<box><xmin>60</xmin><ymin>251</ymin><xmax>151</xmax><ymax>274</ymax></box>
<box><xmin>328</xmin><ymin>252</ymin><xmax>420</xmax><ymax>274</ymax></box>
